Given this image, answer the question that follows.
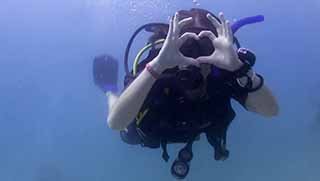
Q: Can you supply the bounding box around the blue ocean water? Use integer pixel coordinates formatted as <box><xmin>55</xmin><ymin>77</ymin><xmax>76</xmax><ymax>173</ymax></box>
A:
<box><xmin>0</xmin><ymin>0</ymin><xmax>319</xmax><ymax>180</ymax></box>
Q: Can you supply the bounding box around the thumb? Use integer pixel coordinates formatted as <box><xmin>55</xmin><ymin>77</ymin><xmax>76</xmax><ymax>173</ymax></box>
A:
<box><xmin>181</xmin><ymin>57</ymin><xmax>200</xmax><ymax>67</ymax></box>
<box><xmin>196</xmin><ymin>56</ymin><xmax>211</xmax><ymax>64</ymax></box>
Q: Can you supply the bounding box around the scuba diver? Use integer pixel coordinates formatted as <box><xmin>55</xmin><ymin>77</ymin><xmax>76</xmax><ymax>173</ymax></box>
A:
<box><xmin>93</xmin><ymin>8</ymin><xmax>279</xmax><ymax>180</ymax></box>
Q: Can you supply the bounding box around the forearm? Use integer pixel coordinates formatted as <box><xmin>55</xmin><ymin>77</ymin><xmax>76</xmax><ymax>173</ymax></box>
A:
<box><xmin>244</xmin><ymin>73</ymin><xmax>279</xmax><ymax>117</ymax></box>
<box><xmin>107</xmin><ymin>58</ymin><xmax>164</xmax><ymax>130</ymax></box>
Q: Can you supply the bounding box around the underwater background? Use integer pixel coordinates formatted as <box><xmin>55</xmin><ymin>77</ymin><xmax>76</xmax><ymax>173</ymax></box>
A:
<box><xmin>1</xmin><ymin>0</ymin><xmax>319</xmax><ymax>180</ymax></box>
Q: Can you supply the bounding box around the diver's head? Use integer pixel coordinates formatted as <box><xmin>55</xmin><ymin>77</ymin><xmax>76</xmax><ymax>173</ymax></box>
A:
<box><xmin>174</xmin><ymin>9</ymin><xmax>219</xmax><ymax>96</ymax></box>
<box><xmin>147</xmin><ymin>8</ymin><xmax>219</xmax><ymax>59</ymax></box>
<box><xmin>177</xmin><ymin>8</ymin><xmax>219</xmax><ymax>34</ymax></box>
<box><xmin>145</xmin><ymin>9</ymin><xmax>220</xmax><ymax>97</ymax></box>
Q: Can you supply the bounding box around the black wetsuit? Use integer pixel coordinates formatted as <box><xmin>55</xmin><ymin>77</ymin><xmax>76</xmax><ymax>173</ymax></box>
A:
<box><xmin>120</xmin><ymin>63</ymin><xmax>248</xmax><ymax>159</ymax></box>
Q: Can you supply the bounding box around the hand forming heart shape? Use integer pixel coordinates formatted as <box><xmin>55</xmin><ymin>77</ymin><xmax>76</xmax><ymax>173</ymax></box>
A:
<box><xmin>150</xmin><ymin>12</ymin><xmax>243</xmax><ymax>73</ymax></box>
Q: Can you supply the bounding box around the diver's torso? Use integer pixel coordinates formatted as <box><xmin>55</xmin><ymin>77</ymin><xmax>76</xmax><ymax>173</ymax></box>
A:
<box><xmin>137</xmin><ymin>73</ymin><xmax>236</xmax><ymax>141</ymax></box>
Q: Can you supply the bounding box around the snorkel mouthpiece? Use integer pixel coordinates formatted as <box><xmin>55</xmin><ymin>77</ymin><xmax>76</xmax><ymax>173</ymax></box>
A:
<box><xmin>231</xmin><ymin>15</ymin><xmax>265</xmax><ymax>34</ymax></box>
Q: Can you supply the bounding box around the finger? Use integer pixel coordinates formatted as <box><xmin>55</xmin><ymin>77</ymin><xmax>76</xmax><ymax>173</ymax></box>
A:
<box><xmin>207</xmin><ymin>13</ymin><xmax>221</xmax><ymax>28</ymax></box>
<box><xmin>224</xmin><ymin>19</ymin><xmax>230</xmax><ymax>38</ymax></box>
<box><xmin>172</xmin><ymin>12</ymin><xmax>179</xmax><ymax>36</ymax></box>
<box><xmin>184</xmin><ymin>57</ymin><xmax>201</xmax><ymax>67</ymax></box>
<box><xmin>207</xmin><ymin>13</ymin><xmax>223</xmax><ymax>36</ymax></box>
<box><xmin>178</xmin><ymin>17</ymin><xmax>193</xmax><ymax>29</ymax></box>
<box><xmin>167</xmin><ymin>17</ymin><xmax>174</xmax><ymax>38</ymax></box>
<box><xmin>225</xmin><ymin>20</ymin><xmax>233</xmax><ymax>42</ymax></box>
<box><xmin>178</xmin><ymin>32</ymin><xmax>199</xmax><ymax>47</ymax></box>
<box><xmin>225</xmin><ymin>20</ymin><xmax>230</xmax><ymax>35</ymax></box>
<box><xmin>219</xmin><ymin>12</ymin><xmax>227</xmax><ymax>36</ymax></box>
<box><xmin>196</xmin><ymin>56</ymin><xmax>211</xmax><ymax>64</ymax></box>
<box><xmin>198</xmin><ymin>30</ymin><xmax>217</xmax><ymax>42</ymax></box>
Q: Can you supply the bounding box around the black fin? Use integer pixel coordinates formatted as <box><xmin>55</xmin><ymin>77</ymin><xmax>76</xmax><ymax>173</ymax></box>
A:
<box><xmin>93</xmin><ymin>54</ymin><xmax>119</xmax><ymax>93</ymax></box>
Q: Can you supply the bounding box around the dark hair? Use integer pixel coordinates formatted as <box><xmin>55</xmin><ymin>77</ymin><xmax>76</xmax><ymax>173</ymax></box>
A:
<box><xmin>148</xmin><ymin>8</ymin><xmax>219</xmax><ymax>43</ymax></box>
<box><xmin>177</xmin><ymin>8</ymin><xmax>219</xmax><ymax>36</ymax></box>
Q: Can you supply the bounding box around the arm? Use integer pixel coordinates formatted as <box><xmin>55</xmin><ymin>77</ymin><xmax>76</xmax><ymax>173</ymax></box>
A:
<box><xmin>107</xmin><ymin>60</ymin><xmax>164</xmax><ymax>130</ymax></box>
<box><xmin>196</xmin><ymin>12</ymin><xmax>279</xmax><ymax>118</ymax></box>
<box><xmin>107</xmin><ymin>13</ymin><xmax>200</xmax><ymax>130</ymax></box>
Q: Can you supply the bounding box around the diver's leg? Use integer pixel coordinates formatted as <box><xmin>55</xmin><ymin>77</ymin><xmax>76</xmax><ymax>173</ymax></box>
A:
<box><xmin>206</xmin><ymin>132</ymin><xmax>229</xmax><ymax>161</ymax></box>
